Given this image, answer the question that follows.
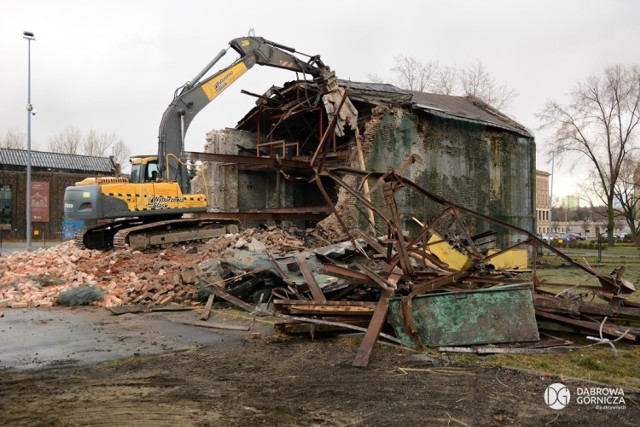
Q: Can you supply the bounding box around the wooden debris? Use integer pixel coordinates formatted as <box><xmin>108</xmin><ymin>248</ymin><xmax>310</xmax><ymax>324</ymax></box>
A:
<box><xmin>169</xmin><ymin>318</ymin><xmax>250</xmax><ymax>331</ymax></box>
<box><xmin>294</xmin><ymin>252</ymin><xmax>326</xmax><ymax>302</ymax></box>
<box><xmin>352</xmin><ymin>288</ymin><xmax>394</xmax><ymax>367</ymax></box>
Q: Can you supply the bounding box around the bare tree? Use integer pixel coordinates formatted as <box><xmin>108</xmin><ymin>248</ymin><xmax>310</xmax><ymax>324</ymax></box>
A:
<box><xmin>110</xmin><ymin>139</ymin><xmax>131</xmax><ymax>168</ymax></box>
<box><xmin>370</xmin><ymin>56</ymin><xmax>517</xmax><ymax>110</ymax></box>
<box><xmin>389</xmin><ymin>55</ymin><xmax>438</xmax><ymax>92</ymax></box>
<box><xmin>578</xmin><ymin>168</ymin><xmax>637</xmax><ymax>238</ymax></box>
<box><xmin>83</xmin><ymin>129</ymin><xmax>118</xmax><ymax>157</ymax></box>
<box><xmin>48</xmin><ymin>126</ymin><xmax>82</xmax><ymax>154</ymax></box>
<box><xmin>537</xmin><ymin>64</ymin><xmax>640</xmax><ymax>246</ymax></box>
<box><xmin>610</xmin><ymin>156</ymin><xmax>640</xmax><ymax>239</ymax></box>
<box><xmin>48</xmin><ymin>127</ymin><xmax>131</xmax><ymax>169</ymax></box>
<box><xmin>432</xmin><ymin>64</ymin><xmax>458</xmax><ymax>96</ymax></box>
<box><xmin>459</xmin><ymin>60</ymin><xmax>517</xmax><ymax>110</ymax></box>
<box><xmin>1</xmin><ymin>128</ymin><xmax>26</xmax><ymax>149</ymax></box>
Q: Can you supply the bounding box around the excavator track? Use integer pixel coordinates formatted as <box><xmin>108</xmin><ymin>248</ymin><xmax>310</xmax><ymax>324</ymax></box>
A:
<box><xmin>75</xmin><ymin>219</ymin><xmax>145</xmax><ymax>250</ymax></box>
<box><xmin>75</xmin><ymin>218</ymin><xmax>234</xmax><ymax>251</ymax></box>
<box><xmin>112</xmin><ymin>218</ymin><xmax>232</xmax><ymax>251</ymax></box>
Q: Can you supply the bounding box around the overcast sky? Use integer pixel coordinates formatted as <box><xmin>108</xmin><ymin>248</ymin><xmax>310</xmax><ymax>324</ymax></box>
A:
<box><xmin>2</xmin><ymin>0</ymin><xmax>639</xmax><ymax>197</ymax></box>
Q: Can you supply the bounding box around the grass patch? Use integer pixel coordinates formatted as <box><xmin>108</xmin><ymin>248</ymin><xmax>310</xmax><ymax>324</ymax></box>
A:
<box><xmin>104</xmin><ymin>355</ymin><xmax>144</xmax><ymax>367</ymax></box>
<box><xmin>447</xmin><ymin>345</ymin><xmax>640</xmax><ymax>389</ymax></box>
<box><xmin>532</xmin><ymin>246</ymin><xmax>640</xmax><ymax>304</ymax></box>
<box><xmin>442</xmin><ymin>245</ymin><xmax>640</xmax><ymax>388</ymax></box>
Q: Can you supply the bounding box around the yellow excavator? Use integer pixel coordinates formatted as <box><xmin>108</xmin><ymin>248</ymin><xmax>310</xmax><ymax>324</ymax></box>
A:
<box><xmin>63</xmin><ymin>35</ymin><xmax>357</xmax><ymax>250</ymax></box>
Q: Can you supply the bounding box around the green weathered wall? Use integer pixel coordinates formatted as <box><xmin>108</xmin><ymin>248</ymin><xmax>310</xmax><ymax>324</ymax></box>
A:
<box><xmin>362</xmin><ymin>107</ymin><xmax>535</xmax><ymax>246</ymax></box>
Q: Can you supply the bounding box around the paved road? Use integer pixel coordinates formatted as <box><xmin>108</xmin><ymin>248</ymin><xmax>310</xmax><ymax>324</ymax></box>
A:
<box><xmin>0</xmin><ymin>239</ymin><xmax>66</xmax><ymax>256</ymax></box>
<box><xmin>0</xmin><ymin>307</ymin><xmax>248</xmax><ymax>372</ymax></box>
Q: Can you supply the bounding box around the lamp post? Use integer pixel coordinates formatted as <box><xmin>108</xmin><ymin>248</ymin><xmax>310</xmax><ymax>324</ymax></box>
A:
<box><xmin>549</xmin><ymin>151</ymin><xmax>555</xmax><ymax>234</ymax></box>
<box><xmin>23</xmin><ymin>31</ymin><xmax>35</xmax><ymax>250</ymax></box>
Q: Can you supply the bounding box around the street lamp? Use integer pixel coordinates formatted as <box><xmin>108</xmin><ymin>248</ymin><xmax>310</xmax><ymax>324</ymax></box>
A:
<box><xmin>549</xmin><ymin>151</ymin><xmax>555</xmax><ymax>234</ymax></box>
<box><xmin>23</xmin><ymin>30</ymin><xmax>35</xmax><ymax>250</ymax></box>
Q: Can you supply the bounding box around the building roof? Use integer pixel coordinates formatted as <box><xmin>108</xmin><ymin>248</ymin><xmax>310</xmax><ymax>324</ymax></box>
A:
<box><xmin>339</xmin><ymin>80</ymin><xmax>532</xmax><ymax>138</ymax></box>
<box><xmin>234</xmin><ymin>79</ymin><xmax>533</xmax><ymax>140</ymax></box>
<box><xmin>409</xmin><ymin>92</ymin><xmax>533</xmax><ymax>138</ymax></box>
<box><xmin>0</xmin><ymin>148</ymin><xmax>116</xmax><ymax>174</ymax></box>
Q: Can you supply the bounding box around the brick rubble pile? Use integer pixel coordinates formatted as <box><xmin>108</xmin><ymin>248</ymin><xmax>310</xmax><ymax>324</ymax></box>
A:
<box><xmin>0</xmin><ymin>226</ymin><xmax>311</xmax><ymax>309</ymax></box>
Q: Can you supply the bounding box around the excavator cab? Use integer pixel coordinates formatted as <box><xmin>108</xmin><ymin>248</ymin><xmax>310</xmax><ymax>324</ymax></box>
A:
<box><xmin>129</xmin><ymin>156</ymin><xmax>160</xmax><ymax>184</ymax></box>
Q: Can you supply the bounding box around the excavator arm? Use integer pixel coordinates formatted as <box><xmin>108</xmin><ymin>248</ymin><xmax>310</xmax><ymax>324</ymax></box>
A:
<box><xmin>158</xmin><ymin>36</ymin><xmax>357</xmax><ymax>193</ymax></box>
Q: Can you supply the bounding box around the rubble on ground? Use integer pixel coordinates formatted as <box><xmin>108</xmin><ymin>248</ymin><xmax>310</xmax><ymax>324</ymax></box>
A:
<box><xmin>2</xmin><ymin>166</ymin><xmax>639</xmax><ymax>368</ymax></box>
<box><xmin>0</xmin><ymin>226</ymin><xmax>311</xmax><ymax>309</ymax></box>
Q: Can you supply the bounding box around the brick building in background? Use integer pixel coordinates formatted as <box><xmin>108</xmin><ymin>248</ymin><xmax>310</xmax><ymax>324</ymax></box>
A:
<box><xmin>536</xmin><ymin>170</ymin><xmax>551</xmax><ymax>235</ymax></box>
<box><xmin>0</xmin><ymin>148</ymin><xmax>117</xmax><ymax>241</ymax></box>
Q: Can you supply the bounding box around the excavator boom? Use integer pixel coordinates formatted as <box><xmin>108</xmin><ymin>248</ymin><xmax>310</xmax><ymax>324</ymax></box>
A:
<box><xmin>158</xmin><ymin>36</ymin><xmax>356</xmax><ymax>191</ymax></box>
<box><xmin>64</xmin><ymin>35</ymin><xmax>357</xmax><ymax>251</ymax></box>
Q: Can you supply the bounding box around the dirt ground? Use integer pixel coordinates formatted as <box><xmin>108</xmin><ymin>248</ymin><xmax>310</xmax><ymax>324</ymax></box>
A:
<box><xmin>1</xmin><ymin>310</ymin><xmax>638</xmax><ymax>427</ymax></box>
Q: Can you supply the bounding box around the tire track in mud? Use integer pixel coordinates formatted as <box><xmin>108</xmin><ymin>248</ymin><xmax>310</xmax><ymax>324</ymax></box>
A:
<box><xmin>1</xmin><ymin>335</ymin><xmax>638</xmax><ymax>426</ymax></box>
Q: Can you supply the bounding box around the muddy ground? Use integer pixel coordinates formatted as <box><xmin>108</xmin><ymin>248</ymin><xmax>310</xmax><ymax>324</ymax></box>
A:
<box><xmin>1</xmin><ymin>308</ymin><xmax>638</xmax><ymax>426</ymax></box>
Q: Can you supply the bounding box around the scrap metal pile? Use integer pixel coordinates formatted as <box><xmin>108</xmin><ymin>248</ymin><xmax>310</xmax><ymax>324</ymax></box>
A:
<box><xmin>194</xmin><ymin>106</ymin><xmax>640</xmax><ymax>366</ymax></box>
<box><xmin>200</xmin><ymin>164</ymin><xmax>640</xmax><ymax>367</ymax></box>
<box><xmin>2</xmin><ymin>167</ymin><xmax>639</xmax><ymax>368</ymax></box>
<box><xmin>3</xmin><ymin>94</ymin><xmax>640</xmax><ymax>368</ymax></box>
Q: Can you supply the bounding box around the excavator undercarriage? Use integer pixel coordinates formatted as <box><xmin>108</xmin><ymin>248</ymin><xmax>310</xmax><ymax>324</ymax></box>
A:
<box><xmin>76</xmin><ymin>218</ymin><xmax>236</xmax><ymax>251</ymax></box>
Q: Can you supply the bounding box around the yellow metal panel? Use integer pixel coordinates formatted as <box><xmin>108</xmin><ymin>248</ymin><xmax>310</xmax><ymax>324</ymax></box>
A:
<box><xmin>486</xmin><ymin>249</ymin><xmax>528</xmax><ymax>269</ymax></box>
<box><xmin>130</xmin><ymin>156</ymin><xmax>157</xmax><ymax>165</ymax></box>
<box><xmin>100</xmin><ymin>182</ymin><xmax>207</xmax><ymax>212</ymax></box>
<box><xmin>428</xmin><ymin>233</ymin><xmax>472</xmax><ymax>271</ymax></box>
<box><xmin>201</xmin><ymin>62</ymin><xmax>249</xmax><ymax>101</ymax></box>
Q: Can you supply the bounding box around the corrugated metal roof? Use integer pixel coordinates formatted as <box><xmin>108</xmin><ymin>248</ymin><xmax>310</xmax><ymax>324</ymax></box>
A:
<box><xmin>0</xmin><ymin>148</ymin><xmax>116</xmax><ymax>173</ymax></box>
<box><xmin>409</xmin><ymin>92</ymin><xmax>532</xmax><ymax>138</ymax></box>
<box><xmin>339</xmin><ymin>80</ymin><xmax>412</xmax><ymax>104</ymax></box>
<box><xmin>338</xmin><ymin>80</ymin><xmax>532</xmax><ymax>138</ymax></box>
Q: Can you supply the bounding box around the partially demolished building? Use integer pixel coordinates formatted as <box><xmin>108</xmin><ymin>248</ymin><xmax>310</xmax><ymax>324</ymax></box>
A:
<box><xmin>191</xmin><ymin>79</ymin><xmax>535</xmax><ymax>246</ymax></box>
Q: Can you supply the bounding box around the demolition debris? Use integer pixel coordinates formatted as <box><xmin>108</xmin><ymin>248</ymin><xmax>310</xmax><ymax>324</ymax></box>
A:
<box><xmin>2</xmin><ymin>167</ymin><xmax>639</xmax><ymax>368</ymax></box>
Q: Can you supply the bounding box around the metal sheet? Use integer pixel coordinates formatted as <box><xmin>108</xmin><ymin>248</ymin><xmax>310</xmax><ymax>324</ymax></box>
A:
<box><xmin>388</xmin><ymin>284</ymin><xmax>539</xmax><ymax>347</ymax></box>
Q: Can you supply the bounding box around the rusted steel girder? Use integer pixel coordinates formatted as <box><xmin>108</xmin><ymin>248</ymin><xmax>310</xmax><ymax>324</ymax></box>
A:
<box><xmin>382</xmin><ymin>182</ymin><xmax>414</xmax><ymax>275</ymax></box>
<box><xmin>536</xmin><ymin>310</ymin><xmax>639</xmax><ymax>343</ymax></box>
<box><xmin>352</xmin><ymin>287</ymin><xmax>395</xmax><ymax>367</ymax></box>
<box><xmin>321</xmin><ymin>166</ymin><xmax>636</xmax><ymax>295</ymax></box>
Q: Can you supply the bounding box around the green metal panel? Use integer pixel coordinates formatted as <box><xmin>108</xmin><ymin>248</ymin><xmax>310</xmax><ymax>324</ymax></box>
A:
<box><xmin>388</xmin><ymin>284</ymin><xmax>539</xmax><ymax>347</ymax></box>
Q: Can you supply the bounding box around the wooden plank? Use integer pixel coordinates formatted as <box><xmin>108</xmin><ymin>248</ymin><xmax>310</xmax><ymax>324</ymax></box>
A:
<box><xmin>275</xmin><ymin>303</ymin><xmax>376</xmax><ymax>316</ymax></box>
<box><xmin>352</xmin><ymin>287</ymin><xmax>395</xmax><ymax>367</ymax></box>
<box><xmin>276</xmin><ymin>313</ymin><xmax>406</xmax><ymax>346</ymax></box>
<box><xmin>294</xmin><ymin>253</ymin><xmax>327</xmax><ymax>302</ymax></box>
<box><xmin>354</xmin><ymin>129</ymin><xmax>376</xmax><ymax>228</ymax></box>
<box><xmin>108</xmin><ymin>305</ymin><xmax>193</xmax><ymax>315</ymax></box>
<box><xmin>206</xmin><ymin>283</ymin><xmax>261</xmax><ymax>314</ymax></box>
<box><xmin>275</xmin><ymin>318</ymin><xmax>373</xmax><ymax>334</ymax></box>
<box><xmin>200</xmin><ymin>294</ymin><xmax>215</xmax><ymax>320</ymax></box>
<box><xmin>169</xmin><ymin>319</ymin><xmax>250</xmax><ymax>331</ymax></box>
<box><xmin>273</xmin><ymin>299</ymin><xmax>376</xmax><ymax>307</ymax></box>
